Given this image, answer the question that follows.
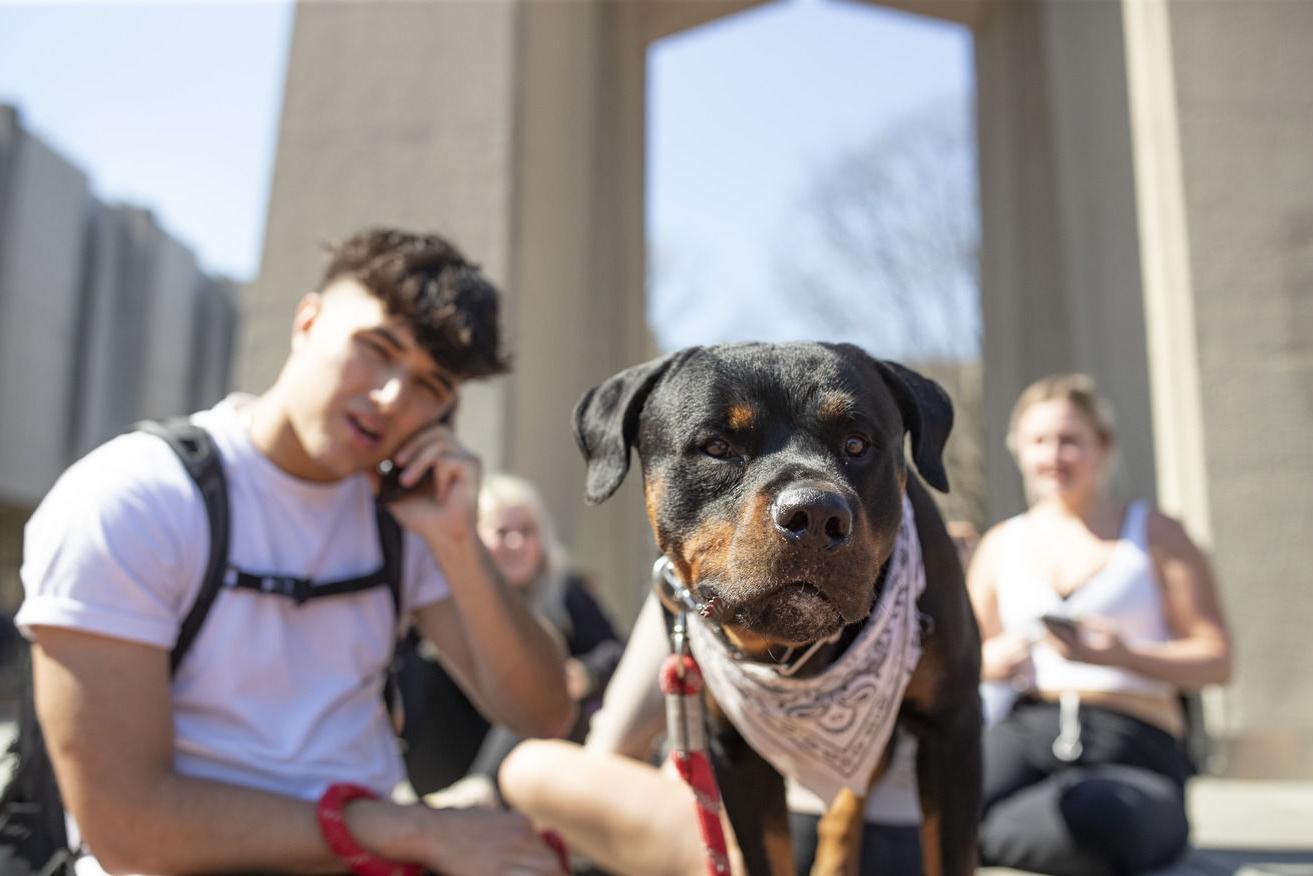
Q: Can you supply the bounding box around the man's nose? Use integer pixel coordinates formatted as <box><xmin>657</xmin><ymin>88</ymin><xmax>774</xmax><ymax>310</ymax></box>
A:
<box><xmin>371</xmin><ymin>375</ymin><xmax>405</xmax><ymax>410</ymax></box>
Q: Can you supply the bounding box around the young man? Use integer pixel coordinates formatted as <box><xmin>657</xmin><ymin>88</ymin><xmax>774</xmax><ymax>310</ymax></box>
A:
<box><xmin>17</xmin><ymin>229</ymin><xmax>574</xmax><ymax>875</ymax></box>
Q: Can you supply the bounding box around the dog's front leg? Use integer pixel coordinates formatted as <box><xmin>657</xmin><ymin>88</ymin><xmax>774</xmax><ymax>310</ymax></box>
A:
<box><xmin>707</xmin><ymin>701</ymin><xmax>793</xmax><ymax>876</ymax></box>
<box><xmin>810</xmin><ymin>787</ymin><xmax>866</xmax><ymax>876</ymax></box>
<box><xmin>911</xmin><ymin>704</ymin><xmax>982</xmax><ymax>876</ymax></box>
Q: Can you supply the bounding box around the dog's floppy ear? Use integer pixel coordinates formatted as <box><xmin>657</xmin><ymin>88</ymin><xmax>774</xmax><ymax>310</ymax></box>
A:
<box><xmin>872</xmin><ymin>359</ymin><xmax>954</xmax><ymax>493</ymax></box>
<box><xmin>572</xmin><ymin>349</ymin><xmax>693</xmax><ymax>505</ymax></box>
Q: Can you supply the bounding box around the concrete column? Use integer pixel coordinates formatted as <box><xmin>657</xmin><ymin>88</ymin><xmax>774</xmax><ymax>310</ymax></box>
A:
<box><xmin>975</xmin><ymin>0</ymin><xmax>1158</xmax><ymax>523</ymax></box>
<box><xmin>1159</xmin><ymin>0</ymin><xmax>1313</xmax><ymax>777</ymax></box>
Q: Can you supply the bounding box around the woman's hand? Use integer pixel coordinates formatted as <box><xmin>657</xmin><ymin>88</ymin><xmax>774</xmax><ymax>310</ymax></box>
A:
<box><xmin>1042</xmin><ymin>616</ymin><xmax>1131</xmax><ymax>668</ymax></box>
<box><xmin>981</xmin><ymin>632</ymin><xmax>1035</xmax><ymax>686</ymax></box>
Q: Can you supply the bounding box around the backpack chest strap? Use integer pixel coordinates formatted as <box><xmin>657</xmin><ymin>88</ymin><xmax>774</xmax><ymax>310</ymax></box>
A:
<box><xmin>222</xmin><ymin>565</ymin><xmax>391</xmax><ymax>607</ymax></box>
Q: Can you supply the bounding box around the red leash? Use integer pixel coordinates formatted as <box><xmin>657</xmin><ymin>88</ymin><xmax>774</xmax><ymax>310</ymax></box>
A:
<box><xmin>660</xmin><ymin>651</ymin><xmax>731</xmax><ymax>876</ymax></box>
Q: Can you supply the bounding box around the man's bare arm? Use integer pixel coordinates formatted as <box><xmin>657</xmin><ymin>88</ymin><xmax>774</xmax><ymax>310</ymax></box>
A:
<box><xmin>31</xmin><ymin>626</ymin><xmax>563</xmax><ymax>876</ymax></box>
<box><xmin>412</xmin><ymin>538</ymin><xmax>574</xmax><ymax>739</ymax></box>
<box><xmin>385</xmin><ymin>420</ymin><xmax>573</xmax><ymax>739</ymax></box>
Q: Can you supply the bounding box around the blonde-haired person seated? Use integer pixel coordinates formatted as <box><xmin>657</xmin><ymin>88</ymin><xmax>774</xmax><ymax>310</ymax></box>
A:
<box><xmin>968</xmin><ymin>374</ymin><xmax>1232</xmax><ymax>875</ymax></box>
<box><xmin>398</xmin><ymin>474</ymin><xmax>622</xmax><ymax>805</ymax></box>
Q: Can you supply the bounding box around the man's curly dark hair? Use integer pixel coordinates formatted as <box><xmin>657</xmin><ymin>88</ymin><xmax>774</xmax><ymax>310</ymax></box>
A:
<box><xmin>318</xmin><ymin>228</ymin><xmax>511</xmax><ymax>380</ymax></box>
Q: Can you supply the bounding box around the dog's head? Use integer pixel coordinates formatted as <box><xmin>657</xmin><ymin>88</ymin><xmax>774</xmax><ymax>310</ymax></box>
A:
<box><xmin>573</xmin><ymin>342</ymin><xmax>953</xmax><ymax>649</ymax></box>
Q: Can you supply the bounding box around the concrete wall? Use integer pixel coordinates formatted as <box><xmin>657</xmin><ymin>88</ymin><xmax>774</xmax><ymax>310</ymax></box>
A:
<box><xmin>1165</xmin><ymin>0</ymin><xmax>1313</xmax><ymax>777</ymax></box>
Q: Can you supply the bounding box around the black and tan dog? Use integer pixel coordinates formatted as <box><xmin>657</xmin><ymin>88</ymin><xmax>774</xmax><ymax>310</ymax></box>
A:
<box><xmin>573</xmin><ymin>342</ymin><xmax>981</xmax><ymax>876</ymax></box>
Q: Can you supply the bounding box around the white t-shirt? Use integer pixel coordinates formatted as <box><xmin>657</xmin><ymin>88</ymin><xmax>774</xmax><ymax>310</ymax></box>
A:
<box><xmin>18</xmin><ymin>394</ymin><xmax>450</xmax><ymax>804</ymax></box>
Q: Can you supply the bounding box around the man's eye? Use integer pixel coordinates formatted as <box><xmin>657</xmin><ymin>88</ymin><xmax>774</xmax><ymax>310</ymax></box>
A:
<box><xmin>415</xmin><ymin>380</ymin><xmax>444</xmax><ymax>401</ymax></box>
<box><xmin>360</xmin><ymin>338</ymin><xmax>388</xmax><ymax>359</ymax></box>
<box><xmin>701</xmin><ymin>437</ymin><xmax>732</xmax><ymax>459</ymax></box>
<box><xmin>844</xmin><ymin>435</ymin><xmax>871</xmax><ymax>458</ymax></box>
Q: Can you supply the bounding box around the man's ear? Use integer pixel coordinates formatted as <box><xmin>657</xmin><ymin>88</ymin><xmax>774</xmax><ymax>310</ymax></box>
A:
<box><xmin>572</xmin><ymin>349</ymin><xmax>695</xmax><ymax>505</ymax></box>
<box><xmin>290</xmin><ymin>292</ymin><xmax>323</xmax><ymax>349</ymax></box>
<box><xmin>871</xmin><ymin>357</ymin><xmax>955</xmax><ymax>493</ymax></box>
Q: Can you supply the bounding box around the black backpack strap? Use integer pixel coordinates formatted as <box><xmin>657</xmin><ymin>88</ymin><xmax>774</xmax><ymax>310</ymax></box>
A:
<box><xmin>224</xmin><ymin>568</ymin><xmax>389</xmax><ymax>605</ymax></box>
<box><xmin>139</xmin><ymin>420</ymin><xmax>404</xmax><ymax>669</ymax></box>
<box><xmin>375</xmin><ymin>503</ymin><xmax>405</xmax><ymax>621</ymax></box>
<box><xmin>134</xmin><ymin>419</ymin><xmax>230</xmax><ymax>676</ymax></box>
<box><xmin>219</xmin><ymin>506</ymin><xmax>404</xmax><ymax>612</ymax></box>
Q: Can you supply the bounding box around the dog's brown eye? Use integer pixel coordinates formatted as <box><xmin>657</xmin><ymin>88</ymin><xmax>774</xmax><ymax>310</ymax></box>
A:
<box><xmin>844</xmin><ymin>435</ymin><xmax>871</xmax><ymax>457</ymax></box>
<box><xmin>702</xmin><ymin>437</ymin><xmax>732</xmax><ymax>459</ymax></box>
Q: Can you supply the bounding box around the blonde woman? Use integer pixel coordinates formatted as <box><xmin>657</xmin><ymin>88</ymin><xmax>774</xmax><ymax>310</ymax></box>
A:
<box><xmin>968</xmin><ymin>374</ymin><xmax>1232</xmax><ymax>875</ymax></box>
<box><xmin>476</xmin><ymin>474</ymin><xmax>623</xmax><ymax>717</ymax></box>
<box><xmin>399</xmin><ymin>474</ymin><xmax>622</xmax><ymax>801</ymax></box>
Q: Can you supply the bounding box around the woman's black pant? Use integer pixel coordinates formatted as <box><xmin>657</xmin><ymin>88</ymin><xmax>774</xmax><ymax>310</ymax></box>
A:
<box><xmin>980</xmin><ymin>698</ymin><xmax>1192</xmax><ymax>876</ymax></box>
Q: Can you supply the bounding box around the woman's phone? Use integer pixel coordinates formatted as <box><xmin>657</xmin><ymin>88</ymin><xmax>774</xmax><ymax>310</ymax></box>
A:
<box><xmin>1039</xmin><ymin>613</ymin><xmax>1080</xmax><ymax>637</ymax></box>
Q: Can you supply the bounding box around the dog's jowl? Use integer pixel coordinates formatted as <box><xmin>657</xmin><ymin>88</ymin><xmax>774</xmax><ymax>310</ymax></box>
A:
<box><xmin>575</xmin><ymin>342</ymin><xmax>981</xmax><ymax>876</ymax></box>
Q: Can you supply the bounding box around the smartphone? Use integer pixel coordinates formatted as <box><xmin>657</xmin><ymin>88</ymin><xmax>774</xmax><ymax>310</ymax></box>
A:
<box><xmin>1039</xmin><ymin>613</ymin><xmax>1080</xmax><ymax>637</ymax></box>
<box><xmin>376</xmin><ymin>459</ymin><xmax>434</xmax><ymax>504</ymax></box>
<box><xmin>376</xmin><ymin>402</ymin><xmax>456</xmax><ymax>504</ymax></box>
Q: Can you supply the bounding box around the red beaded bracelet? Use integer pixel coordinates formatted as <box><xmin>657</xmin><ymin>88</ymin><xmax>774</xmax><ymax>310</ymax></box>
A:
<box><xmin>316</xmin><ymin>782</ymin><xmax>423</xmax><ymax>876</ymax></box>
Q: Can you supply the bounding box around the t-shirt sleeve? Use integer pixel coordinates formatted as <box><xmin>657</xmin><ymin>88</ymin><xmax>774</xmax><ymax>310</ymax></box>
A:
<box><xmin>401</xmin><ymin>532</ymin><xmax>451</xmax><ymax>614</ymax></box>
<box><xmin>16</xmin><ymin>433</ymin><xmax>209</xmax><ymax>650</ymax></box>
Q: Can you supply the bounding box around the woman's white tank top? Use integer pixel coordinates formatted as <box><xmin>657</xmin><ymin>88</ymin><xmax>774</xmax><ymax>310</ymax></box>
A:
<box><xmin>995</xmin><ymin>501</ymin><xmax>1175</xmax><ymax>697</ymax></box>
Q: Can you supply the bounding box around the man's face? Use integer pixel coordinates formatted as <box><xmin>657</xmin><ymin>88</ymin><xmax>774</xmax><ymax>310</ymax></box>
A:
<box><xmin>281</xmin><ymin>278</ymin><xmax>457</xmax><ymax>481</ymax></box>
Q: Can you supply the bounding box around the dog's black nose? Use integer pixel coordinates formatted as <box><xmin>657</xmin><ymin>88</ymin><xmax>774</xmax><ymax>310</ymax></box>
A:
<box><xmin>771</xmin><ymin>482</ymin><xmax>853</xmax><ymax>550</ymax></box>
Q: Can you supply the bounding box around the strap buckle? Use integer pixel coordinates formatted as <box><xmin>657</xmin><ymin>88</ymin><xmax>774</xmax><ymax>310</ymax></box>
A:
<box><xmin>259</xmin><ymin>574</ymin><xmax>312</xmax><ymax>605</ymax></box>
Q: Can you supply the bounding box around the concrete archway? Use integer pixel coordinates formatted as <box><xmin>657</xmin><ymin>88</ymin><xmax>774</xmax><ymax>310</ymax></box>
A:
<box><xmin>242</xmin><ymin>0</ymin><xmax>1313</xmax><ymax>777</ymax></box>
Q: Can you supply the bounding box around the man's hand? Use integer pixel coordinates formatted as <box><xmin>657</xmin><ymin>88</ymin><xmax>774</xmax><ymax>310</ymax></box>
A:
<box><xmin>409</xmin><ymin>806</ymin><xmax>568</xmax><ymax>876</ymax></box>
<box><xmin>377</xmin><ymin>420</ymin><xmax>481</xmax><ymax>545</ymax></box>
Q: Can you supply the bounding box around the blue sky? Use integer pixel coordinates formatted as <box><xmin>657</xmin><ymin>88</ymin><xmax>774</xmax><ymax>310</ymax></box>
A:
<box><xmin>0</xmin><ymin>0</ymin><xmax>972</xmax><ymax>351</ymax></box>
<box><xmin>647</xmin><ymin>0</ymin><xmax>973</xmax><ymax>351</ymax></box>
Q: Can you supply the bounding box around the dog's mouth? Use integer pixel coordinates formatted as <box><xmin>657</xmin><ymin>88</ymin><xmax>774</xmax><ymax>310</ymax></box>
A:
<box><xmin>698</xmin><ymin>579</ymin><xmax>847</xmax><ymax>648</ymax></box>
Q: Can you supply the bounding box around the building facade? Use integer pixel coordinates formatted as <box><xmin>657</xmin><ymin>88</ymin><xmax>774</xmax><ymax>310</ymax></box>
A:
<box><xmin>0</xmin><ymin>105</ymin><xmax>237</xmax><ymax>614</ymax></box>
